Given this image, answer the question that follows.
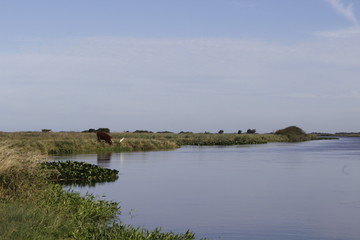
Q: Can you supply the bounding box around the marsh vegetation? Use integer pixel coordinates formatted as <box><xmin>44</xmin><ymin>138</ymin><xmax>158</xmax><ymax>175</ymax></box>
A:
<box><xmin>0</xmin><ymin>126</ymin><xmax>318</xmax><ymax>239</ymax></box>
<box><xmin>0</xmin><ymin>129</ymin><xmax>317</xmax><ymax>155</ymax></box>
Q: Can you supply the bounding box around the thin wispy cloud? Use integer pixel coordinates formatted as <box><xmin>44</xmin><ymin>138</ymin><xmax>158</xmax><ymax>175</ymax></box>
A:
<box><xmin>325</xmin><ymin>0</ymin><xmax>359</xmax><ymax>25</ymax></box>
<box><xmin>317</xmin><ymin>26</ymin><xmax>360</xmax><ymax>38</ymax></box>
<box><xmin>1</xmin><ymin>36</ymin><xmax>359</xmax><ymax>132</ymax></box>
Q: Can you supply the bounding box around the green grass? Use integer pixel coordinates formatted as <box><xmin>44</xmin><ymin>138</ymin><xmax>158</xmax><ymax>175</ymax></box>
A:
<box><xmin>0</xmin><ymin>200</ymin><xmax>72</xmax><ymax>240</ymax></box>
<box><xmin>1</xmin><ymin>184</ymin><xmax>197</xmax><ymax>240</ymax></box>
<box><xmin>0</xmin><ymin>185</ymin><xmax>199</xmax><ymax>240</ymax></box>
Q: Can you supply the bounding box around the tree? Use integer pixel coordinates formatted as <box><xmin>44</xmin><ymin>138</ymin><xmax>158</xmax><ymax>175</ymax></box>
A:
<box><xmin>218</xmin><ymin>130</ymin><xmax>224</xmax><ymax>134</ymax></box>
<box><xmin>83</xmin><ymin>128</ymin><xmax>96</xmax><ymax>133</ymax></box>
<box><xmin>237</xmin><ymin>130</ymin><xmax>242</xmax><ymax>134</ymax></box>
<box><xmin>247</xmin><ymin>129</ymin><xmax>256</xmax><ymax>134</ymax></box>
<box><xmin>97</xmin><ymin>128</ymin><xmax>110</xmax><ymax>133</ymax></box>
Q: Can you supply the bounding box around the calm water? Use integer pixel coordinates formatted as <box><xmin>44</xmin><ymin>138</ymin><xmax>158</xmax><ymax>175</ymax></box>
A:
<box><xmin>51</xmin><ymin>137</ymin><xmax>360</xmax><ymax>240</ymax></box>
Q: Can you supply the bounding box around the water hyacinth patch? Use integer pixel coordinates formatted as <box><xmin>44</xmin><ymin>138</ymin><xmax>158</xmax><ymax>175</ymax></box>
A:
<box><xmin>42</xmin><ymin>160</ymin><xmax>119</xmax><ymax>185</ymax></box>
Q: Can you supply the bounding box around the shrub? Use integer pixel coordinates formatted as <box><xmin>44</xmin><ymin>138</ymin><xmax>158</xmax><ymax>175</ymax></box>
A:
<box><xmin>275</xmin><ymin>126</ymin><xmax>310</xmax><ymax>142</ymax></box>
<box><xmin>275</xmin><ymin>126</ymin><xmax>306</xmax><ymax>135</ymax></box>
<box><xmin>97</xmin><ymin>128</ymin><xmax>110</xmax><ymax>133</ymax></box>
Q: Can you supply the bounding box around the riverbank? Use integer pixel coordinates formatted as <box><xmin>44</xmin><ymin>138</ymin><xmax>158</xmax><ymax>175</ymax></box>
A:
<box><xmin>0</xmin><ymin>131</ymin><xmax>317</xmax><ymax>155</ymax></box>
<box><xmin>0</xmin><ymin>129</ymin><xmax>317</xmax><ymax>239</ymax></box>
<box><xmin>0</xmin><ymin>143</ymin><xmax>198</xmax><ymax>240</ymax></box>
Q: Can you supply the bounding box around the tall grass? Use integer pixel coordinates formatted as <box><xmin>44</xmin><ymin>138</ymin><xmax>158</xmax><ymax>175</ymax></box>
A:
<box><xmin>0</xmin><ymin>132</ymin><xmax>180</xmax><ymax>154</ymax></box>
<box><xmin>0</xmin><ymin>143</ymin><xmax>48</xmax><ymax>199</ymax></box>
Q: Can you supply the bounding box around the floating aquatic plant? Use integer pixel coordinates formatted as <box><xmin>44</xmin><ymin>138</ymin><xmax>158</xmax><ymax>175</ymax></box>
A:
<box><xmin>42</xmin><ymin>160</ymin><xmax>119</xmax><ymax>185</ymax></box>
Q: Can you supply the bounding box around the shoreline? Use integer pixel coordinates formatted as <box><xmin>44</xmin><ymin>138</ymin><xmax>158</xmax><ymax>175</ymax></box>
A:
<box><xmin>0</xmin><ymin>129</ymin><xmax>318</xmax><ymax>239</ymax></box>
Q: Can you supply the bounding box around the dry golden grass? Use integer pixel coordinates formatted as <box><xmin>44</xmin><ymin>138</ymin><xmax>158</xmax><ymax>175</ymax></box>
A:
<box><xmin>0</xmin><ymin>142</ymin><xmax>48</xmax><ymax>199</ymax></box>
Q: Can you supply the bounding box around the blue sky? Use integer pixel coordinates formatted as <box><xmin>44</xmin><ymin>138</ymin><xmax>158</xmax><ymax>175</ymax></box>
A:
<box><xmin>1</xmin><ymin>0</ymin><xmax>360</xmax><ymax>133</ymax></box>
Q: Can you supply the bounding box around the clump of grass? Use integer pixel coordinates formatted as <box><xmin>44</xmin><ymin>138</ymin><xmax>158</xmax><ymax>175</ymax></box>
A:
<box><xmin>0</xmin><ymin>143</ymin><xmax>48</xmax><ymax>199</ymax></box>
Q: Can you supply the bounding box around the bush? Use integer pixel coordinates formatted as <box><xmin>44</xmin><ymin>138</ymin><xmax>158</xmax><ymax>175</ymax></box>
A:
<box><xmin>275</xmin><ymin>126</ymin><xmax>306</xmax><ymax>136</ymax></box>
<box><xmin>275</xmin><ymin>126</ymin><xmax>311</xmax><ymax>142</ymax></box>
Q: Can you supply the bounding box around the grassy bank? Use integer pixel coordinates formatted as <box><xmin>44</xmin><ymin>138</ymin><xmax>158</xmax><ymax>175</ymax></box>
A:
<box><xmin>0</xmin><ymin>131</ymin><xmax>317</xmax><ymax>155</ymax></box>
<box><xmin>0</xmin><ymin>143</ymin><xmax>199</xmax><ymax>240</ymax></box>
<box><xmin>0</xmin><ymin>132</ymin><xmax>180</xmax><ymax>154</ymax></box>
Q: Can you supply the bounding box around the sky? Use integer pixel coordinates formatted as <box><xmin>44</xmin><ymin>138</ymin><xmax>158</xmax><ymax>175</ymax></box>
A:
<box><xmin>1</xmin><ymin>0</ymin><xmax>359</xmax><ymax>133</ymax></box>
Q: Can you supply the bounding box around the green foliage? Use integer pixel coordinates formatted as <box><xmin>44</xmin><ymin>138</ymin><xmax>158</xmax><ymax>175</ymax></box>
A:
<box><xmin>275</xmin><ymin>126</ymin><xmax>305</xmax><ymax>135</ymax></box>
<box><xmin>42</xmin><ymin>160</ymin><xmax>119</xmax><ymax>185</ymax></box>
<box><xmin>275</xmin><ymin>126</ymin><xmax>317</xmax><ymax>142</ymax></box>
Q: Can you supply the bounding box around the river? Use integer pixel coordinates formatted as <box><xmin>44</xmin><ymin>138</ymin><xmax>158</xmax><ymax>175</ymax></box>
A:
<box><xmin>51</xmin><ymin>137</ymin><xmax>360</xmax><ymax>240</ymax></box>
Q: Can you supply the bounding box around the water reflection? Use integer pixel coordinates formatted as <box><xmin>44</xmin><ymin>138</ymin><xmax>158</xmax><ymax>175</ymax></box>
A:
<box><xmin>97</xmin><ymin>153</ymin><xmax>112</xmax><ymax>167</ymax></box>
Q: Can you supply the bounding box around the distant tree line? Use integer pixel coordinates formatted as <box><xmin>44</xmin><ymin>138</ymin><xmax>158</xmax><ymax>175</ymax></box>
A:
<box><xmin>81</xmin><ymin>128</ymin><xmax>258</xmax><ymax>134</ymax></box>
<box><xmin>83</xmin><ymin>128</ymin><xmax>110</xmax><ymax>133</ymax></box>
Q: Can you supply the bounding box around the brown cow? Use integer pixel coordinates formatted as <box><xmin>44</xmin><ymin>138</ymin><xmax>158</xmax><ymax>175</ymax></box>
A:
<box><xmin>97</xmin><ymin>131</ymin><xmax>113</xmax><ymax>145</ymax></box>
